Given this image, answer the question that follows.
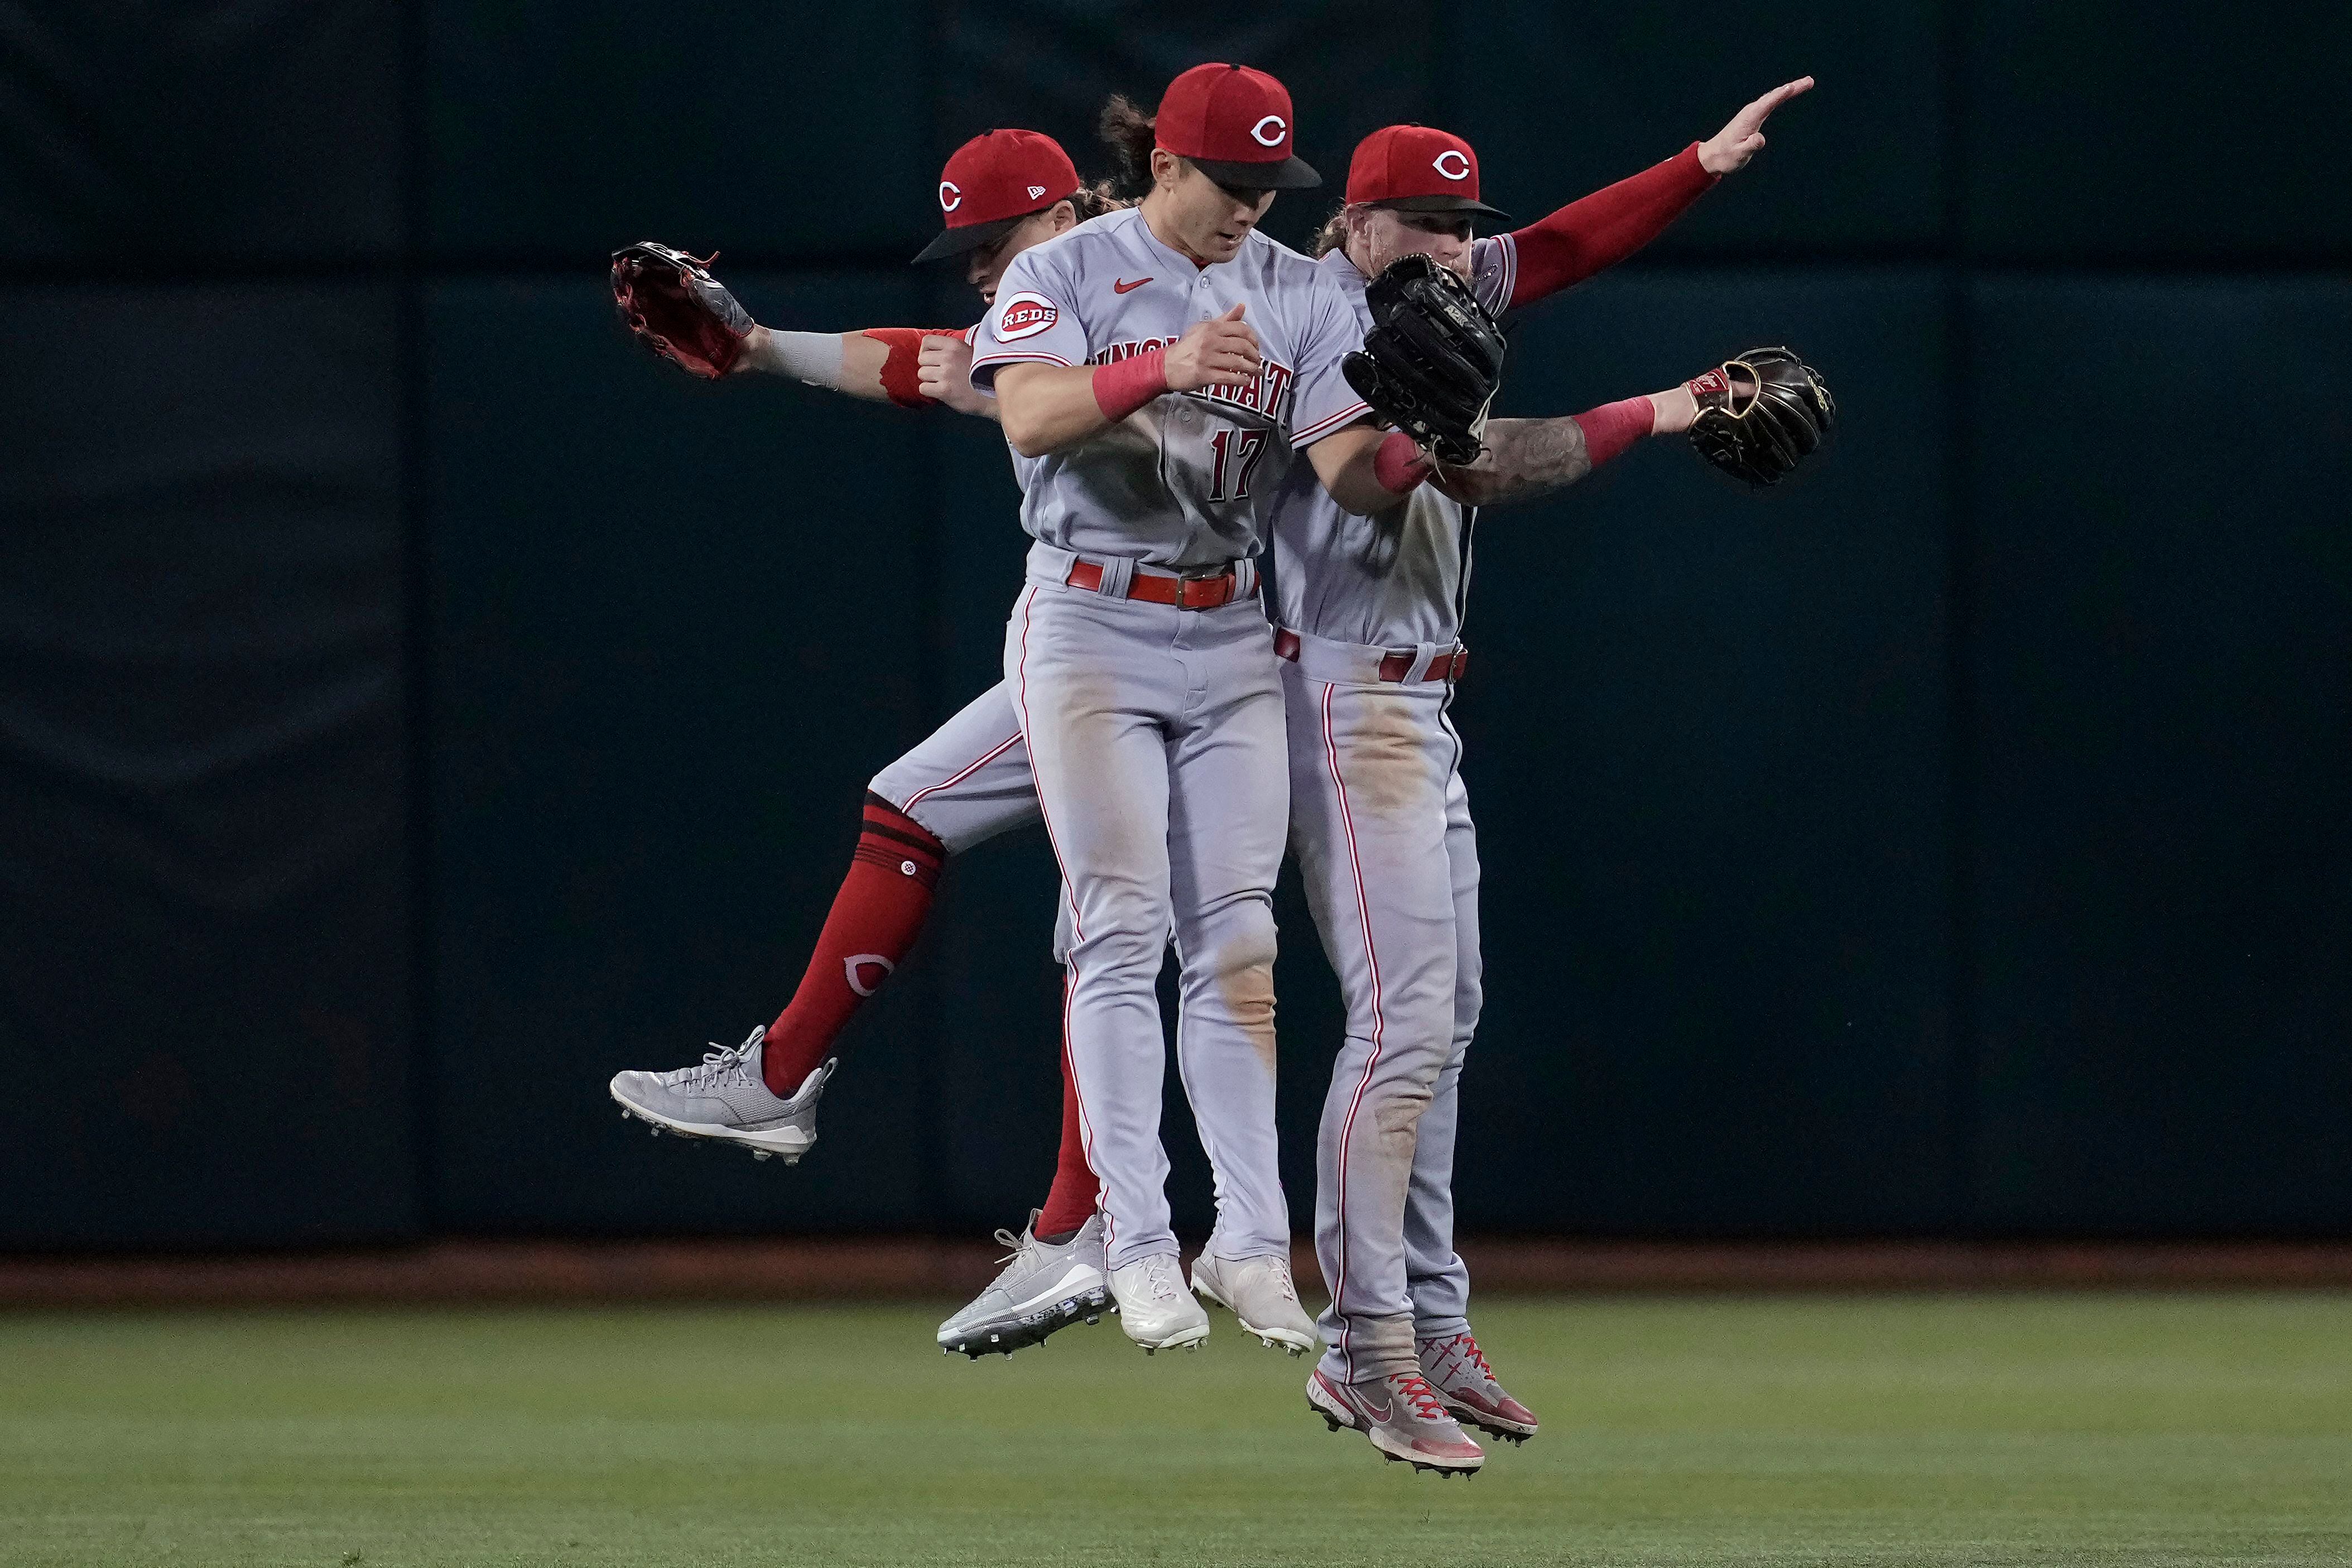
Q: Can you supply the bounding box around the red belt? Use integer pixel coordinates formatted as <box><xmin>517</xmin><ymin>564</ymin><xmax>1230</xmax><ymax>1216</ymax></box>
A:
<box><xmin>1273</xmin><ymin>627</ymin><xmax>1470</xmax><ymax>684</ymax></box>
<box><xmin>1065</xmin><ymin>559</ymin><xmax>1254</xmax><ymax>610</ymax></box>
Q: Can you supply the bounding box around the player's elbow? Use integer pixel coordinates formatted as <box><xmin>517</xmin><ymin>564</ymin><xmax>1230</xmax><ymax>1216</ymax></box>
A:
<box><xmin>1001</xmin><ymin>415</ymin><xmax>1058</xmax><ymax>459</ymax></box>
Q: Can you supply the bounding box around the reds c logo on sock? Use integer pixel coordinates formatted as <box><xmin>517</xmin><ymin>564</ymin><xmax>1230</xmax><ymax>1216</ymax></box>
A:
<box><xmin>843</xmin><ymin>954</ymin><xmax>897</xmax><ymax>997</ymax></box>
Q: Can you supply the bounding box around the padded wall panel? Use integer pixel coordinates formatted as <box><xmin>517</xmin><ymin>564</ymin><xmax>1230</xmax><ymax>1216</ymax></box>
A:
<box><xmin>1965</xmin><ymin>278</ymin><xmax>2352</xmax><ymax>1229</ymax></box>
<box><xmin>427</xmin><ymin>3</ymin><xmax>928</xmax><ymax>263</ymax></box>
<box><xmin>1965</xmin><ymin>3</ymin><xmax>2352</xmax><ymax>262</ymax></box>
<box><xmin>1452</xmin><ymin>270</ymin><xmax>1955</xmax><ymax>1232</ymax></box>
<box><xmin>932</xmin><ymin>0</ymin><xmax>1440</xmax><ymax>258</ymax></box>
<box><xmin>427</xmin><ymin>271</ymin><xmax>942</xmax><ymax>1231</ymax></box>
<box><xmin>0</xmin><ymin>4</ymin><xmax>402</xmax><ymax>265</ymax></box>
<box><xmin>0</xmin><ymin>282</ymin><xmax>415</xmax><ymax>1247</ymax></box>
<box><xmin>1447</xmin><ymin>3</ymin><xmax>1945</xmax><ymax>257</ymax></box>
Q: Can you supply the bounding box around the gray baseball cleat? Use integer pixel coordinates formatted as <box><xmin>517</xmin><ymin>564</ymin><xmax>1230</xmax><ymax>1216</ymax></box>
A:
<box><xmin>1108</xmin><ymin>1251</ymin><xmax>1211</xmax><ymax>1353</ymax></box>
<box><xmin>1417</xmin><ymin>1329</ymin><xmax>1540</xmax><ymax>1443</ymax></box>
<box><xmin>1190</xmin><ymin>1251</ymin><xmax>1319</xmax><ymax>1355</ymax></box>
<box><xmin>1306</xmin><ymin>1366</ymin><xmax>1485</xmax><ymax>1475</ymax></box>
<box><xmin>937</xmin><ymin>1210</ymin><xmax>1110</xmax><ymax>1359</ymax></box>
<box><xmin>609</xmin><ymin>1026</ymin><xmax>835</xmax><ymax>1163</ymax></box>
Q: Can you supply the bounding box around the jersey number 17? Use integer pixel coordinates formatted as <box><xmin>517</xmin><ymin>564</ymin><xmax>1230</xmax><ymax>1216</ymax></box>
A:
<box><xmin>1206</xmin><ymin>428</ymin><xmax>1271</xmax><ymax>502</ymax></box>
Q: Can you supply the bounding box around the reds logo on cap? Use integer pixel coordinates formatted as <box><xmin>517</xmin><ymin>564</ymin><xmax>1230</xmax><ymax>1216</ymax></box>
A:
<box><xmin>913</xmin><ymin>130</ymin><xmax>1083</xmax><ymax>264</ymax></box>
<box><xmin>1151</xmin><ymin>62</ymin><xmax>1321</xmax><ymax>190</ymax></box>
<box><xmin>995</xmin><ymin>290</ymin><xmax>1060</xmax><ymax>342</ymax></box>
<box><xmin>1344</xmin><ymin>124</ymin><xmax>1510</xmax><ymax>219</ymax></box>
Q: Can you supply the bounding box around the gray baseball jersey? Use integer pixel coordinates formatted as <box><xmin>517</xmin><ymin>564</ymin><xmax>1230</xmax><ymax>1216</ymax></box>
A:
<box><xmin>971</xmin><ymin>208</ymin><xmax>1372</xmax><ymax>570</ymax></box>
<box><xmin>1268</xmin><ymin>238</ymin><xmax>1514</xmax><ymax>651</ymax></box>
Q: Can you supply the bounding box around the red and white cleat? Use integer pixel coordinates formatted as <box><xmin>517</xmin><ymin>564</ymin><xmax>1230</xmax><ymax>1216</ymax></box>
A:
<box><xmin>1416</xmin><ymin>1330</ymin><xmax>1539</xmax><ymax>1444</ymax></box>
<box><xmin>1306</xmin><ymin>1367</ymin><xmax>1484</xmax><ymax>1475</ymax></box>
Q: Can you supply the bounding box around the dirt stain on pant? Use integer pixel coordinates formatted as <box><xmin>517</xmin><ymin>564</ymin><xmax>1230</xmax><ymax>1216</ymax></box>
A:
<box><xmin>1345</xmin><ymin>691</ymin><xmax>1437</xmax><ymax>820</ymax></box>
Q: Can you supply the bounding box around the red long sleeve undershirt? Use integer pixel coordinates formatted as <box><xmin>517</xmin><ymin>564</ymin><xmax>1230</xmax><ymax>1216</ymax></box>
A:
<box><xmin>1504</xmin><ymin>143</ymin><xmax>1718</xmax><ymax>310</ymax></box>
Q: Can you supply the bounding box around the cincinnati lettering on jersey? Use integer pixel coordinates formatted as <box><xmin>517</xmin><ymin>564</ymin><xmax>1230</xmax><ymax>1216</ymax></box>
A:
<box><xmin>1091</xmin><ymin>338</ymin><xmax>1296</xmax><ymax>421</ymax></box>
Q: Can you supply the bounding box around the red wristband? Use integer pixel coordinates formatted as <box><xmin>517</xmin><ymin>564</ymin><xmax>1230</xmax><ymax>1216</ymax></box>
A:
<box><xmin>1374</xmin><ymin>429</ymin><xmax>1434</xmax><ymax>494</ymax></box>
<box><xmin>1092</xmin><ymin>348</ymin><xmax>1169</xmax><ymax>424</ymax></box>
<box><xmin>1569</xmin><ymin>396</ymin><xmax>1656</xmax><ymax>469</ymax></box>
<box><xmin>862</xmin><ymin>328</ymin><xmax>963</xmax><ymax>409</ymax></box>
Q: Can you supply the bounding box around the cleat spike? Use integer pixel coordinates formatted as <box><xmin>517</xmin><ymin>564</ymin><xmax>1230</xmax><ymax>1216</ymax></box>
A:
<box><xmin>649</xmin><ymin>1126</ymin><xmax>660</xmax><ymax>1136</ymax></box>
<box><xmin>752</xmin><ymin>1150</ymin><xmax>769</xmax><ymax>1161</ymax></box>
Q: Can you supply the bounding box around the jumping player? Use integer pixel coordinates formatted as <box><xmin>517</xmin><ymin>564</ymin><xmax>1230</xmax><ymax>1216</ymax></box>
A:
<box><xmin>610</xmin><ymin>75</ymin><xmax>1812</xmax><ymax>1383</ymax></box>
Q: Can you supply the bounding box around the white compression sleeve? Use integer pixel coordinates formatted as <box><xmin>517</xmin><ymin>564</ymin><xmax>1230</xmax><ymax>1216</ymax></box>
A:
<box><xmin>745</xmin><ymin>329</ymin><xmax>848</xmax><ymax>388</ymax></box>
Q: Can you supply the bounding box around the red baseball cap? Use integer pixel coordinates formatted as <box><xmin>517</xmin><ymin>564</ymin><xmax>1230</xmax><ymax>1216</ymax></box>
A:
<box><xmin>1153</xmin><ymin>62</ymin><xmax>1320</xmax><ymax>191</ymax></box>
<box><xmin>1346</xmin><ymin>125</ymin><xmax>1509</xmax><ymax>220</ymax></box>
<box><xmin>914</xmin><ymin>129</ymin><xmax>1082</xmax><ymax>262</ymax></box>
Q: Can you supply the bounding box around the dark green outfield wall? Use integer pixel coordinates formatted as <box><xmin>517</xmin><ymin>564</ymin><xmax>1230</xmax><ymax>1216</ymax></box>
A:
<box><xmin>2</xmin><ymin>2</ymin><xmax>2346</xmax><ymax>1247</ymax></box>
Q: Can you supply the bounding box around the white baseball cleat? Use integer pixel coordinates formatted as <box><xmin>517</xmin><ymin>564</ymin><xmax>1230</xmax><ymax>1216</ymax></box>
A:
<box><xmin>1107</xmin><ymin>1252</ymin><xmax>1210</xmax><ymax>1354</ymax></box>
<box><xmin>1190</xmin><ymin>1251</ymin><xmax>1319</xmax><ymax>1355</ymax></box>
<box><xmin>937</xmin><ymin>1211</ymin><xmax>1110</xmax><ymax>1359</ymax></box>
<box><xmin>608</xmin><ymin>1026</ymin><xmax>835</xmax><ymax>1163</ymax></box>
<box><xmin>1306</xmin><ymin>1366</ymin><xmax>1485</xmax><ymax>1475</ymax></box>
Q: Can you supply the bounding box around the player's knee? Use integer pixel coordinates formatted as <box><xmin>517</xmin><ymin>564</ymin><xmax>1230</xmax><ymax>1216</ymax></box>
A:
<box><xmin>1069</xmin><ymin>884</ymin><xmax>1173</xmax><ymax>980</ymax></box>
<box><xmin>1182</xmin><ymin>912</ymin><xmax>1277</xmax><ymax>1026</ymax></box>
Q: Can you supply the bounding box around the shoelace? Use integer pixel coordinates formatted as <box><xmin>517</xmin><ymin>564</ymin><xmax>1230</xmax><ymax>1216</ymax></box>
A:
<box><xmin>668</xmin><ymin>1038</ymin><xmax>756</xmax><ymax>1090</ymax></box>
<box><xmin>989</xmin><ymin>1228</ymin><xmax>1032</xmax><ymax>1267</ymax></box>
<box><xmin>1139</xmin><ymin>1256</ymin><xmax>1181</xmax><ymax>1302</ymax></box>
<box><xmin>1391</xmin><ymin>1373</ymin><xmax>1449</xmax><ymax>1422</ymax></box>
<box><xmin>1418</xmin><ymin>1332</ymin><xmax>1494</xmax><ymax>1386</ymax></box>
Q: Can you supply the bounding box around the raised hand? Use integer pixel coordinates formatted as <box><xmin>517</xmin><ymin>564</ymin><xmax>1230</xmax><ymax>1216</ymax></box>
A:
<box><xmin>1163</xmin><ymin>303</ymin><xmax>1262</xmax><ymax>392</ymax></box>
<box><xmin>1698</xmin><ymin>76</ymin><xmax>1815</xmax><ymax>176</ymax></box>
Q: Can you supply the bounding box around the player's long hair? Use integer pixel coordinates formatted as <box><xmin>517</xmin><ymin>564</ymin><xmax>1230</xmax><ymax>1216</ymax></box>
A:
<box><xmin>1312</xmin><ymin>203</ymin><xmax>1360</xmax><ymax>258</ymax></box>
<box><xmin>1098</xmin><ymin>94</ymin><xmax>1159</xmax><ymax>196</ymax></box>
<box><xmin>1069</xmin><ymin>181</ymin><xmax>1127</xmax><ymax>221</ymax></box>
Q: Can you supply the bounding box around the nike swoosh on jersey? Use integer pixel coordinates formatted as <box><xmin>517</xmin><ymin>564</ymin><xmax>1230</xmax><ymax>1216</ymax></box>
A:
<box><xmin>1113</xmin><ymin>277</ymin><xmax>1152</xmax><ymax>294</ymax></box>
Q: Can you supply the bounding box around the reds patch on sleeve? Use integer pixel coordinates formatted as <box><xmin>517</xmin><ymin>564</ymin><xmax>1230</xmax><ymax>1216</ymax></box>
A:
<box><xmin>994</xmin><ymin>292</ymin><xmax>1061</xmax><ymax>342</ymax></box>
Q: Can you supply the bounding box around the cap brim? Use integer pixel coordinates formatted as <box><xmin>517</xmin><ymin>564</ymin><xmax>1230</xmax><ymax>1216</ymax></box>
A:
<box><xmin>1190</xmin><ymin>153</ymin><xmax>1323</xmax><ymax>191</ymax></box>
<box><xmin>912</xmin><ymin>213</ymin><xmax>1027</xmax><ymax>264</ymax></box>
<box><xmin>1375</xmin><ymin>194</ymin><xmax>1512</xmax><ymax>221</ymax></box>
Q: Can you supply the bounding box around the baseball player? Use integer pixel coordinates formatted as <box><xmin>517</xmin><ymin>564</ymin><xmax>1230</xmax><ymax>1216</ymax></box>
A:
<box><xmin>608</xmin><ymin>75</ymin><xmax>1810</xmax><ymax>1381</ymax></box>
<box><xmin>605</xmin><ymin>128</ymin><xmax>1181</xmax><ymax>1349</ymax></box>
<box><xmin>1282</xmin><ymin>89</ymin><xmax>1811</xmax><ymax>1472</ymax></box>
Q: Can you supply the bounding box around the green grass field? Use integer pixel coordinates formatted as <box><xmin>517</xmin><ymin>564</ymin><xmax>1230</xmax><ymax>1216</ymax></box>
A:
<box><xmin>3</xmin><ymin>1293</ymin><xmax>2348</xmax><ymax>1566</ymax></box>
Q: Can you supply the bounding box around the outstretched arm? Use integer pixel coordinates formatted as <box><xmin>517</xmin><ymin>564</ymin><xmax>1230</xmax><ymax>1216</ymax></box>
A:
<box><xmin>735</xmin><ymin>324</ymin><xmax>987</xmax><ymax>413</ymax></box>
<box><xmin>1504</xmin><ymin>76</ymin><xmax>1814</xmax><ymax>309</ymax></box>
<box><xmin>1428</xmin><ymin>373</ymin><xmax>1730</xmax><ymax>509</ymax></box>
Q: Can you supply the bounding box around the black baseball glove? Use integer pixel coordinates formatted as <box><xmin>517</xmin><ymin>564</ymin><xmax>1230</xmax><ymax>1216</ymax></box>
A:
<box><xmin>1342</xmin><ymin>253</ymin><xmax>1507</xmax><ymax>466</ymax></box>
<box><xmin>610</xmin><ymin>241</ymin><xmax>754</xmax><ymax>380</ymax></box>
<box><xmin>1686</xmin><ymin>347</ymin><xmax>1836</xmax><ymax>487</ymax></box>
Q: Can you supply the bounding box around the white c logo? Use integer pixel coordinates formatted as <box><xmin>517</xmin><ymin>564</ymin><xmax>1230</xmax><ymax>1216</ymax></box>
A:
<box><xmin>1432</xmin><ymin>150</ymin><xmax>1471</xmax><ymax>181</ymax></box>
<box><xmin>939</xmin><ymin>180</ymin><xmax>962</xmax><ymax>213</ymax></box>
<box><xmin>1250</xmin><ymin>114</ymin><xmax>1287</xmax><ymax>148</ymax></box>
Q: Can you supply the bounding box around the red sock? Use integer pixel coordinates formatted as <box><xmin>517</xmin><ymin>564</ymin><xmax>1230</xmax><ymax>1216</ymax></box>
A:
<box><xmin>1033</xmin><ymin>996</ymin><xmax>1100</xmax><ymax>1238</ymax></box>
<box><xmin>761</xmin><ymin>793</ymin><xmax>945</xmax><ymax>1095</ymax></box>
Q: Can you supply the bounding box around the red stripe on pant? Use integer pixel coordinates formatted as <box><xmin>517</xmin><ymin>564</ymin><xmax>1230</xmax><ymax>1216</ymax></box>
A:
<box><xmin>1320</xmin><ymin>679</ymin><xmax>1389</xmax><ymax>1382</ymax></box>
